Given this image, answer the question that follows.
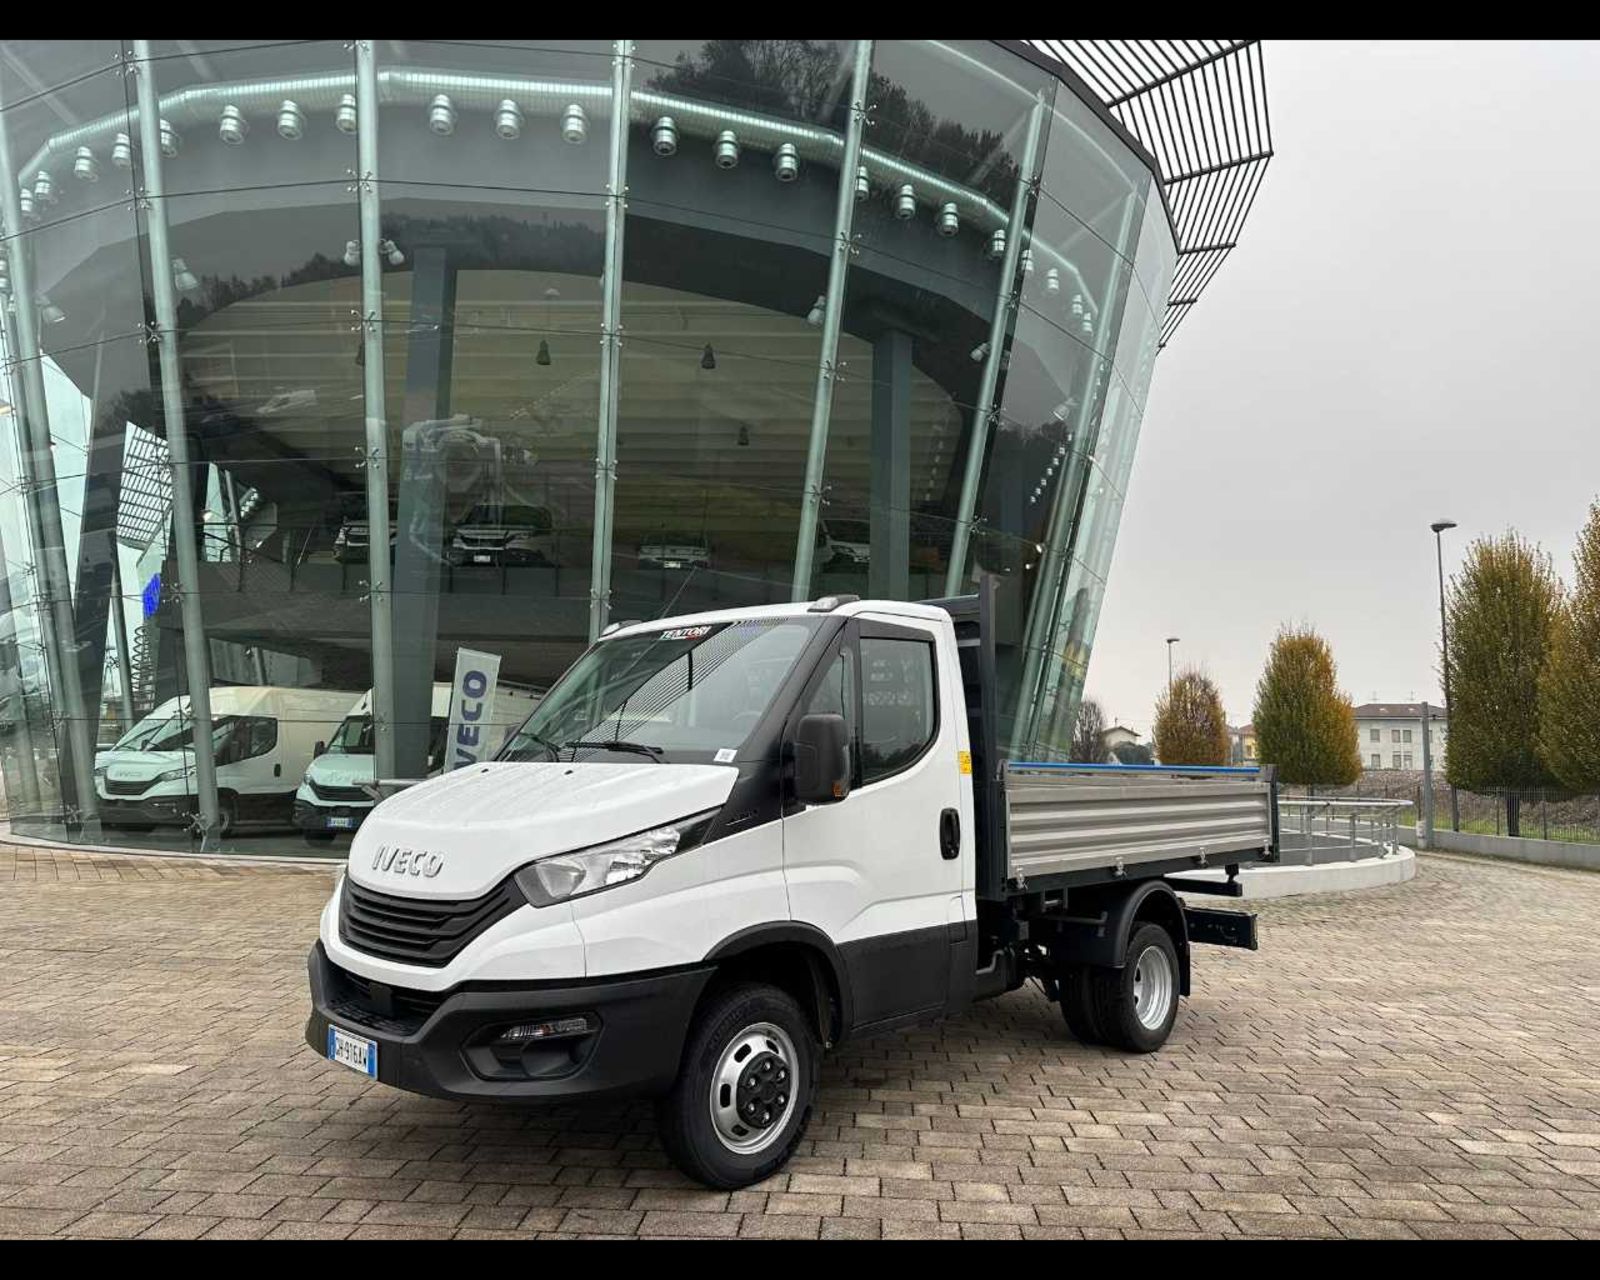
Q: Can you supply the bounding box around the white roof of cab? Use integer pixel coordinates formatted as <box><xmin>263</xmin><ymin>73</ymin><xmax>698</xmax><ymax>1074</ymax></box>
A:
<box><xmin>599</xmin><ymin>597</ymin><xmax>949</xmax><ymax>643</ymax></box>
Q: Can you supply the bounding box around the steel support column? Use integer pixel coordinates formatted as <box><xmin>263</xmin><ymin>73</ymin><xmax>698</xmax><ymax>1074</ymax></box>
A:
<box><xmin>355</xmin><ymin>38</ymin><xmax>397</xmax><ymax>782</ymax></box>
<box><xmin>589</xmin><ymin>38</ymin><xmax>634</xmax><ymax>640</ymax></box>
<box><xmin>132</xmin><ymin>39</ymin><xmax>218</xmax><ymax>839</ymax></box>
<box><xmin>0</xmin><ymin>98</ymin><xmax>100</xmax><ymax>826</ymax></box>
<box><xmin>1010</xmin><ymin>193</ymin><xmax>1139</xmax><ymax>755</ymax></box>
<box><xmin>790</xmin><ymin>39</ymin><xmax>873</xmax><ymax>601</ymax></box>
<box><xmin>944</xmin><ymin>93</ymin><xmax>1047</xmax><ymax>598</ymax></box>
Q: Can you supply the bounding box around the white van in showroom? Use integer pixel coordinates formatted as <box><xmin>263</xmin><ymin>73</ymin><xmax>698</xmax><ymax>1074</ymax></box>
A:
<box><xmin>96</xmin><ymin>686</ymin><xmax>359</xmax><ymax>836</ymax></box>
<box><xmin>295</xmin><ymin>683</ymin><xmax>540</xmax><ymax>844</ymax></box>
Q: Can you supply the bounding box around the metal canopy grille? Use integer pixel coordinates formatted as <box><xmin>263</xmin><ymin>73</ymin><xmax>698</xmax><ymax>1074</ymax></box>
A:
<box><xmin>117</xmin><ymin>427</ymin><xmax>174</xmax><ymax>552</ymax></box>
<box><xmin>1026</xmin><ymin>39</ymin><xmax>1273</xmax><ymax>346</ymax></box>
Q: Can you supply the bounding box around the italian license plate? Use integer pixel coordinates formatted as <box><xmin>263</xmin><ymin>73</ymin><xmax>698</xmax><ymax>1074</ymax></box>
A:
<box><xmin>327</xmin><ymin>1025</ymin><xmax>377</xmax><ymax>1077</ymax></box>
<box><xmin>472</xmin><ymin>553</ymin><xmax>493</xmax><ymax>564</ymax></box>
<box><xmin>329</xmin><ymin>816</ymin><xmax>356</xmax><ymax>830</ymax></box>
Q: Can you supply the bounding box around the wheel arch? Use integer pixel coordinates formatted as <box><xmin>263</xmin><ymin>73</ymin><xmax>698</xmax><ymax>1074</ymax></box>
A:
<box><xmin>704</xmin><ymin>923</ymin><xmax>851</xmax><ymax>1046</ymax></box>
<box><xmin>1047</xmin><ymin>879</ymin><xmax>1191</xmax><ymax>996</ymax></box>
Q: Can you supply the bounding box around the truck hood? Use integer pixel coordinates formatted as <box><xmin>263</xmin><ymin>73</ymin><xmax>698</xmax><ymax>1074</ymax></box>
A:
<box><xmin>99</xmin><ymin>748</ymin><xmax>191</xmax><ymax>783</ymax></box>
<box><xmin>305</xmin><ymin>753</ymin><xmax>378</xmax><ymax>788</ymax></box>
<box><xmin>347</xmin><ymin>760</ymin><xmax>739</xmax><ymax>899</ymax></box>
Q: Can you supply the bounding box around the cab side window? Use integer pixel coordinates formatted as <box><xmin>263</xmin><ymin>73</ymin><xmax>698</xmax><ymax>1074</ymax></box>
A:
<box><xmin>859</xmin><ymin>638</ymin><xmax>936</xmax><ymax>783</ymax></box>
<box><xmin>243</xmin><ymin>716</ymin><xmax>278</xmax><ymax>760</ymax></box>
<box><xmin>802</xmin><ymin>650</ymin><xmax>857</xmax><ymax>782</ymax></box>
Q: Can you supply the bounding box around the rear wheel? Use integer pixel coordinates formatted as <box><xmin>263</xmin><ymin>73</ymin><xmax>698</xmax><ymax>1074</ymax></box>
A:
<box><xmin>1058</xmin><ymin>963</ymin><xmax>1104</xmax><ymax>1044</ymax></box>
<box><xmin>655</xmin><ymin>982</ymin><xmax>818</xmax><ymax>1189</ymax></box>
<box><xmin>1089</xmin><ymin>922</ymin><xmax>1180</xmax><ymax>1053</ymax></box>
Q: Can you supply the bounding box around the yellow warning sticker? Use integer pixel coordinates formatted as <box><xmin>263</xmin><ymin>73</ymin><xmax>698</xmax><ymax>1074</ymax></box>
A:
<box><xmin>957</xmin><ymin>750</ymin><xmax>972</xmax><ymax>775</ymax></box>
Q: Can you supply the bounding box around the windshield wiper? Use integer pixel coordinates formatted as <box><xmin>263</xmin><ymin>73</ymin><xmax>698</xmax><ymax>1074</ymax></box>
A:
<box><xmin>520</xmin><ymin>730</ymin><xmax>562</xmax><ymax>761</ymax></box>
<box><xmin>562</xmin><ymin>739</ymin><xmax>663</xmax><ymax>761</ymax></box>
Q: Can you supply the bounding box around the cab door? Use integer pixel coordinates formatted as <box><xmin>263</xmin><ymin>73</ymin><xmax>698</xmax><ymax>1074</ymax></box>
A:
<box><xmin>782</xmin><ymin>614</ymin><xmax>967</xmax><ymax>1031</ymax></box>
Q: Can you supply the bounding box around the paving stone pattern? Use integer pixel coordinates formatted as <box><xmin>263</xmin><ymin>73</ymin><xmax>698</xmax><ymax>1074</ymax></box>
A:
<box><xmin>2</xmin><ymin>840</ymin><xmax>1598</xmax><ymax>1239</ymax></box>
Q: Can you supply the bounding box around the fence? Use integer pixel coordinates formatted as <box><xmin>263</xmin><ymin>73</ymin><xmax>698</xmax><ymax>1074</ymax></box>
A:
<box><xmin>1286</xmin><ymin>773</ymin><xmax>1600</xmax><ymax>846</ymax></box>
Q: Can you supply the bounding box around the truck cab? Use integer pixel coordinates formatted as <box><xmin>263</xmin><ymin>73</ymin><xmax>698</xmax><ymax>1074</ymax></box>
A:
<box><xmin>306</xmin><ymin>591</ymin><xmax>1273</xmax><ymax>1188</ymax></box>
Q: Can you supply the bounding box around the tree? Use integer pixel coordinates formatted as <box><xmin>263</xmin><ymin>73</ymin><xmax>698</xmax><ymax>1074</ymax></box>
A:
<box><xmin>1252</xmin><ymin>625</ymin><xmax>1362</xmax><ymax>786</ymax></box>
<box><xmin>1070</xmin><ymin>697</ymin><xmax>1107</xmax><ymax>763</ymax></box>
<box><xmin>1152</xmin><ymin>670</ymin><xmax>1230</xmax><ymax>766</ymax></box>
<box><xmin>1538</xmin><ymin>500</ymin><xmax>1600</xmax><ymax>792</ymax></box>
<box><xmin>1445</xmin><ymin>531</ymin><xmax>1562</xmax><ymax>835</ymax></box>
<box><xmin>1111</xmin><ymin>740</ymin><xmax>1154</xmax><ymax>766</ymax></box>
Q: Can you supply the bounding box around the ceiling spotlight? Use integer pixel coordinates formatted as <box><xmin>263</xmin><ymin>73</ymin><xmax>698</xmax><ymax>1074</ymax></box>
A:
<box><xmin>380</xmin><ymin>239</ymin><xmax>404</xmax><ymax>266</ymax></box>
<box><xmin>342</xmin><ymin>239</ymin><xmax>361</xmax><ymax>268</ymax></box>
<box><xmin>159</xmin><ymin>118</ymin><xmax>180</xmax><ymax>157</ymax></box>
<box><xmin>970</xmin><ymin>341</ymin><xmax>990</xmax><ymax>363</ymax></box>
<box><xmin>1044</xmin><ymin>266</ymin><xmax>1060</xmax><ymax>294</ymax></box>
<box><xmin>0</xmin><ymin>255</ymin><xmax>10</xmax><ymax>294</ymax></box>
<box><xmin>535</xmin><ymin>339</ymin><xmax>551</xmax><ymax>366</ymax></box>
<box><xmin>1070</xmin><ymin>293</ymin><xmax>1084</xmax><ymax>319</ymax></box>
<box><xmin>561</xmin><ymin>103</ymin><xmax>588</xmax><ymax>144</ymax></box>
<box><xmin>37</xmin><ymin>295</ymin><xmax>65</xmax><ymax>325</ymax></box>
<box><xmin>494</xmin><ymin>99</ymin><xmax>523</xmax><ymax>140</ymax></box>
<box><xmin>936</xmin><ymin>201</ymin><xmax>959</xmax><ymax>237</ymax></box>
<box><xmin>112</xmin><ymin>131</ymin><xmax>133</xmax><ymax>169</ymax></box>
<box><xmin>543</xmin><ymin>286</ymin><xmax>561</xmax><ymax>300</ymax></box>
<box><xmin>652</xmin><ymin>115</ymin><xmax>677</xmax><ymax>156</ymax></box>
<box><xmin>893</xmin><ymin>183</ymin><xmax>916</xmax><ymax>220</ymax></box>
<box><xmin>172</xmin><ymin>257</ymin><xmax>199</xmax><ymax>294</ymax></box>
<box><xmin>700</xmin><ymin>343</ymin><xmax>716</xmax><ymax>370</ymax></box>
<box><xmin>714</xmin><ymin>129</ymin><xmax>739</xmax><ymax>169</ymax></box>
<box><xmin>17</xmin><ymin>186</ymin><xmax>35</xmax><ymax>220</ymax></box>
<box><xmin>737</xmin><ymin>424</ymin><xmax>750</xmax><ymax>447</ymax></box>
<box><xmin>33</xmin><ymin>170</ymin><xmax>55</xmax><ymax>206</ymax></box>
<box><xmin>73</xmin><ymin>146</ymin><xmax>98</xmax><ymax>183</ymax></box>
<box><xmin>1081</xmin><ymin>317</ymin><xmax>1093</xmax><ymax>337</ymax></box>
<box><xmin>335</xmin><ymin>93</ymin><xmax>358</xmax><ymax>134</ymax></box>
<box><xmin>277</xmin><ymin>99</ymin><xmax>305</xmax><ymax>140</ymax></box>
<box><xmin>774</xmin><ymin>142</ymin><xmax>800</xmax><ymax>182</ymax></box>
<box><xmin>806</xmin><ymin>295</ymin><xmax>826</xmax><ymax>327</ymax></box>
<box><xmin>1051</xmin><ymin>400</ymin><xmax>1072</xmax><ymax>422</ymax></box>
<box><xmin>988</xmin><ymin>228</ymin><xmax>1006</xmax><ymax>260</ymax></box>
<box><xmin>428</xmin><ymin>94</ymin><xmax>456</xmax><ymax>136</ymax></box>
<box><xmin>1020</xmin><ymin>248</ymin><xmax>1034</xmax><ymax>276</ymax></box>
<box><xmin>219</xmin><ymin>104</ymin><xmax>248</xmax><ymax>145</ymax></box>
<box><xmin>854</xmin><ymin>164</ymin><xmax>869</xmax><ymax>202</ymax></box>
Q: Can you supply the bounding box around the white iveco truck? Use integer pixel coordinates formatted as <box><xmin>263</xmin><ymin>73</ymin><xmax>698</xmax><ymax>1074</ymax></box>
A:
<box><xmin>306</xmin><ymin>587</ymin><xmax>1277</xmax><ymax>1188</ymax></box>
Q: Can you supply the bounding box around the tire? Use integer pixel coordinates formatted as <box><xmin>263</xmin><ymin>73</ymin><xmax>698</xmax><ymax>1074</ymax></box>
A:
<box><xmin>655</xmin><ymin>982</ymin><xmax>818</xmax><ymax>1189</ymax></box>
<box><xmin>1089</xmin><ymin>922</ymin><xmax>1180</xmax><ymax>1053</ymax></box>
<box><xmin>214</xmin><ymin>793</ymin><xmax>237</xmax><ymax>839</ymax></box>
<box><xmin>1058</xmin><ymin>963</ymin><xmax>1105</xmax><ymax>1044</ymax></box>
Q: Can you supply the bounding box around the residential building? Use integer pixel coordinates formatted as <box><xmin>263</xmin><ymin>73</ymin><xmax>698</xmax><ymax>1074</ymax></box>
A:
<box><xmin>1354</xmin><ymin>703</ymin><xmax>1448</xmax><ymax>772</ymax></box>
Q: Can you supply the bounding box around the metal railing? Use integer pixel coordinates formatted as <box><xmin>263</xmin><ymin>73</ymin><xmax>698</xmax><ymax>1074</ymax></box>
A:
<box><xmin>1278</xmin><ymin>796</ymin><xmax>1413</xmax><ymax>864</ymax></box>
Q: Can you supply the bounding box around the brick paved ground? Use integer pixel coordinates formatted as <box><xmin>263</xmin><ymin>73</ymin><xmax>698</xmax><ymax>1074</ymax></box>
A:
<box><xmin>1</xmin><ymin>838</ymin><xmax>1598</xmax><ymax>1240</ymax></box>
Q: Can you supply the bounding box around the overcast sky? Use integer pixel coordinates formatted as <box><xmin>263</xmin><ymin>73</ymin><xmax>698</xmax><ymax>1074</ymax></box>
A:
<box><xmin>1088</xmin><ymin>40</ymin><xmax>1600</xmax><ymax>738</ymax></box>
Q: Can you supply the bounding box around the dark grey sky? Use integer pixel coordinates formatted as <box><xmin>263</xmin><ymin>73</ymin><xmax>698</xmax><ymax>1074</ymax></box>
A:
<box><xmin>1089</xmin><ymin>40</ymin><xmax>1600</xmax><ymax>737</ymax></box>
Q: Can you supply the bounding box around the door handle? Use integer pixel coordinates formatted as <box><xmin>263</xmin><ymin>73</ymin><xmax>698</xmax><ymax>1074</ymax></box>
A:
<box><xmin>274</xmin><ymin>763</ymin><xmax>282</xmax><ymax>778</ymax></box>
<box><xmin>939</xmin><ymin>808</ymin><xmax>960</xmax><ymax>860</ymax></box>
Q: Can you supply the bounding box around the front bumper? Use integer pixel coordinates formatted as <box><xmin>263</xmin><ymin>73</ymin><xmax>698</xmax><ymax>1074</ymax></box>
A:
<box><xmin>294</xmin><ymin>797</ymin><xmax>371</xmax><ymax>833</ymax></box>
<box><xmin>98</xmin><ymin>791</ymin><xmax>196</xmax><ymax>826</ymax></box>
<box><xmin>304</xmin><ymin>941</ymin><xmax>713</xmax><ymax>1102</ymax></box>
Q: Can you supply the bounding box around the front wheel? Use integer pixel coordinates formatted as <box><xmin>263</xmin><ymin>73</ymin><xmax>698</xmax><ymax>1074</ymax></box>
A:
<box><xmin>655</xmin><ymin>982</ymin><xmax>818</xmax><ymax>1189</ymax></box>
<box><xmin>1088</xmin><ymin>922</ymin><xmax>1181</xmax><ymax>1053</ymax></box>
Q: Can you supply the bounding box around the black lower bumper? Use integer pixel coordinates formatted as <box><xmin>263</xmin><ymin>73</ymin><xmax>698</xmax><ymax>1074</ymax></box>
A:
<box><xmin>98</xmin><ymin>794</ymin><xmax>193</xmax><ymax>826</ymax></box>
<box><xmin>293</xmin><ymin>799</ymin><xmax>370</xmax><ymax>834</ymax></box>
<box><xmin>304</xmin><ymin>941</ymin><xmax>713</xmax><ymax>1102</ymax></box>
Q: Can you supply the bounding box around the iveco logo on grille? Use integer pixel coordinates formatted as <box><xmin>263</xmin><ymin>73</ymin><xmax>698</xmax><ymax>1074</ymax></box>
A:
<box><xmin>372</xmin><ymin>844</ymin><xmax>445</xmax><ymax>878</ymax></box>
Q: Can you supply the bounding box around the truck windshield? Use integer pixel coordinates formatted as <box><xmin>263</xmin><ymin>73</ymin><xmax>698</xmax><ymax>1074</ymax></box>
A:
<box><xmin>144</xmin><ymin>714</ymin><xmax>242</xmax><ymax>753</ymax></box>
<box><xmin>500</xmin><ymin>617</ymin><xmax>821</xmax><ymax>762</ymax></box>
<box><xmin>326</xmin><ymin>714</ymin><xmax>374</xmax><ymax>755</ymax></box>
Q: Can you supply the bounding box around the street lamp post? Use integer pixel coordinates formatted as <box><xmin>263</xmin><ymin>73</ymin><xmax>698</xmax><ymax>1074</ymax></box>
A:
<box><xmin>1166</xmin><ymin>636</ymin><xmax>1180</xmax><ymax>693</ymax></box>
<box><xmin>1430</xmin><ymin>519</ymin><xmax>1459</xmax><ymax>831</ymax></box>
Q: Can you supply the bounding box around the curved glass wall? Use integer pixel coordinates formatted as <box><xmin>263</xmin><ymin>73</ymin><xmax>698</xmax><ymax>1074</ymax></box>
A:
<box><xmin>0</xmin><ymin>38</ymin><xmax>1177</xmax><ymax>855</ymax></box>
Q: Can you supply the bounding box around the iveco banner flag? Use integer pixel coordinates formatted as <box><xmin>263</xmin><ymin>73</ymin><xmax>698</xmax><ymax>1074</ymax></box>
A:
<box><xmin>446</xmin><ymin>647</ymin><xmax>502</xmax><ymax>772</ymax></box>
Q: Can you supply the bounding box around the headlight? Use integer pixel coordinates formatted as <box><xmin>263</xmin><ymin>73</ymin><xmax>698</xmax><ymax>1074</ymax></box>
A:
<box><xmin>153</xmin><ymin>766</ymin><xmax>194</xmax><ymax>784</ymax></box>
<box><xmin>514</xmin><ymin>810</ymin><xmax>717</xmax><ymax>906</ymax></box>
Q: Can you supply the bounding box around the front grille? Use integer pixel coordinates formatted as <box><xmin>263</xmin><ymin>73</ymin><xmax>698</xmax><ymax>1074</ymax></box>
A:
<box><xmin>310</xmin><ymin>779</ymin><xmax>372</xmax><ymax>803</ymax></box>
<box><xmin>105</xmin><ymin>777</ymin><xmax>151</xmax><ymax>796</ymax></box>
<box><xmin>324</xmin><ymin>961</ymin><xmax>448</xmax><ymax>1036</ymax></box>
<box><xmin>339</xmin><ymin>875</ymin><xmax>523</xmax><ymax>967</ymax></box>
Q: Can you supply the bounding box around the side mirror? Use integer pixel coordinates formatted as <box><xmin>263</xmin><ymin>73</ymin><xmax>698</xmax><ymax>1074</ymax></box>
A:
<box><xmin>793</xmin><ymin>713</ymin><xmax>851</xmax><ymax>805</ymax></box>
<box><xmin>313</xmin><ymin>741</ymin><xmax>326</xmax><ymax>757</ymax></box>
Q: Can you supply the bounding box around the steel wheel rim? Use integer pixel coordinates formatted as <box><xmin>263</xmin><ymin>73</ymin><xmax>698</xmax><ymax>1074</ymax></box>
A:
<box><xmin>708</xmin><ymin>1021</ymin><xmax>798</xmax><ymax>1155</ymax></box>
<box><xmin>1131</xmin><ymin>944</ymin><xmax>1174</xmax><ymax>1030</ymax></box>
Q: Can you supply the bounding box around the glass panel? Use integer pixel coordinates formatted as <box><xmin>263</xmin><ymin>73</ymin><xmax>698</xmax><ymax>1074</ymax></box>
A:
<box><xmin>5</xmin><ymin>199</ymin><xmax>150</xmax><ymax>359</ymax></box>
<box><xmin>0</xmin><ymin>64</ymin><xmax>138</xmax><ymax>235</ymax></box>
<box><xmin>375</xmin><ymin>42</ymin><xmax>613</xmax><ymax>196</ymax></box>
<box><xmin>1037</xmin><ymin>84</ymin><xmax>1151</xmax><ymax>247</ymax></box>
<box><xmin>1018</xmin><ymin>189</ymin><xmax>1139</xmax><ymax>363</ymax></box>
<box><xmin>0</xmin><ymin>40</ymin><xmax>122</xmax><ymax>104</ymax></box>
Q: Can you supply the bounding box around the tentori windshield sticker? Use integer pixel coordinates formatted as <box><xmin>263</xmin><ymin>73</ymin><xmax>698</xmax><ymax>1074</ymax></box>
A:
<box><xmin>660</xmin><ymin>625</ymin><xmax>713</xmax><ymax>641</ymax></box>
<box><xmin>714</xmin><ymin>747</ymin><xmax>737</xmax><ymax>763</ymax></box>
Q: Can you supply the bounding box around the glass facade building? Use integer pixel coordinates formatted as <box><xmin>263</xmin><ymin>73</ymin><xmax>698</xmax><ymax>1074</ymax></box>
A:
<box><xmin>0</xmin><ymin>39</ymin><xmax>1178</xmax><ymax>855</ymax></box>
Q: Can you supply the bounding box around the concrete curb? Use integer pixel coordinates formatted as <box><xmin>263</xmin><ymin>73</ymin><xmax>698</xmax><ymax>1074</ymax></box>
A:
<box><xmin>1407</xmin><ymin>825</ymin><xmax>1600</xmax><ymax>873</ymax></box>
<box><xmin>1178</xmin><ymin>847</ymin><xmax>1416</xmax><ymax>900</ymax></box>
<box><xmin>1</xmin><ymin>822</ymin><xmax>341</xmax><ymax>869</ymax></box>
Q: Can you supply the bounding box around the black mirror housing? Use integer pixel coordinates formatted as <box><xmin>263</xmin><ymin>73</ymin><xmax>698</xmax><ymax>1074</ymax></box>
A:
<box><xmin>314</xmin><ymin>741</ymin><xmax>326</xmax><ymax>757</ymax></box>
<box><xmin>793</xmin><ymin>713</ymin><xmax>851</xmax><ymax>805</ymax></box>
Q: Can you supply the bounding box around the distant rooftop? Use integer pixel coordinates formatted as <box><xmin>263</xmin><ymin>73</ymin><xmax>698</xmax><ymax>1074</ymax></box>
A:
<box><xmin>1353</xmin><ymin>703</ymin><xmax>1449</xmax><ymax>721</ymax></box>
